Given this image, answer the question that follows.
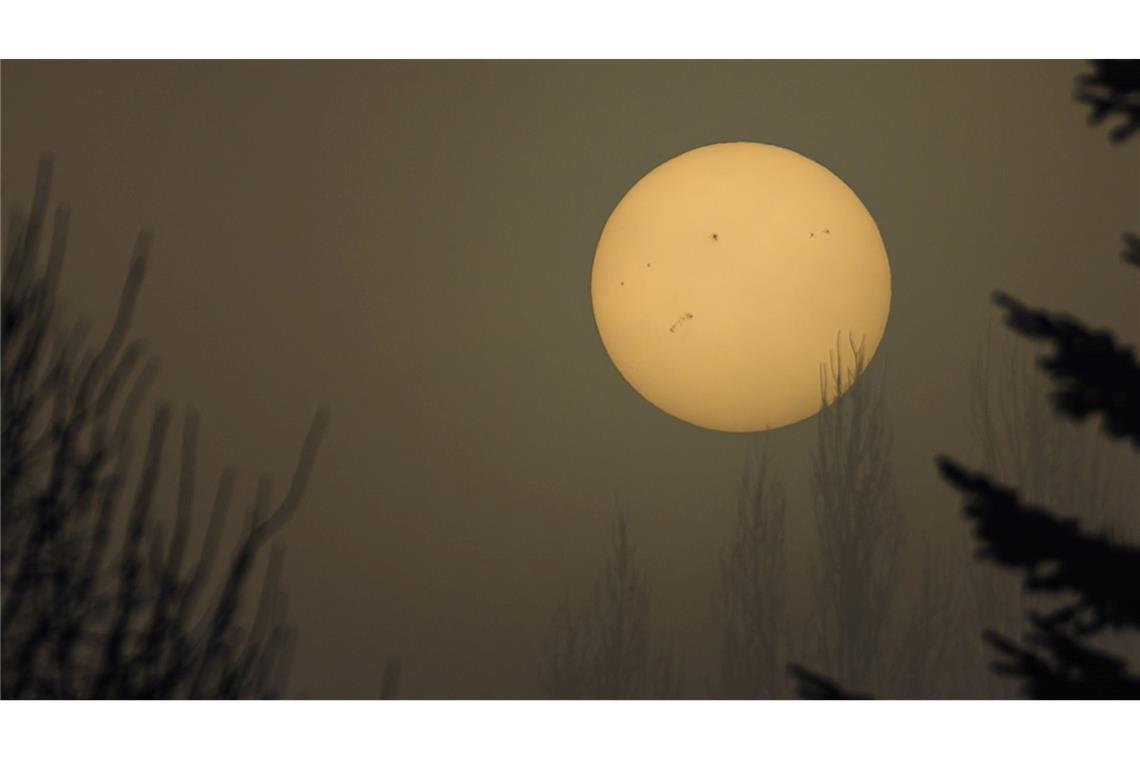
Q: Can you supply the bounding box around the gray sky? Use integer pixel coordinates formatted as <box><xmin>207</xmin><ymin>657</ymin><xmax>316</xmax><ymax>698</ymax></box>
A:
<box><xmin>3</xmin><ymin>60</ymin><xmax>1137</xmax><ymax>697</ymax></box>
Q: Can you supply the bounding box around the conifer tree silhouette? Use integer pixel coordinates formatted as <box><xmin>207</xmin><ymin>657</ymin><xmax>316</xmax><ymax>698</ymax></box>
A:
<box><xmin>789</xmin><ymin>60</ymin><xmax>1140</xmax><ymax>699</ymax></box>
<box><xmin>937</xmin><ymin>234</ymin><xmax>1140</xmax><ymax>696</ymax></box>
<box><xmin>963</xmin><ymin>322</ymin><xmax>1126</xmax><ymax>695</ymax></box>
<box><xmin>1075</xmin><ymin>59</ymin><xmax>1140</xmax><ymax>143</ymax></box>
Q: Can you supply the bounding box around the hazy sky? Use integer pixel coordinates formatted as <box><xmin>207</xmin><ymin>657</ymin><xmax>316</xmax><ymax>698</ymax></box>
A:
<box><xmin>3</xmin><ymin>60</ymin><xmax>1137</xmax><ymax>697</ymax></box>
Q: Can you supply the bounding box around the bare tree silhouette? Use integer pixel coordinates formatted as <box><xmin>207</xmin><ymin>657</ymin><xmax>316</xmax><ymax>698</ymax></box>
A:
<box><xmin>792</xmin><ymin>61</ymin><xmax>1140</xmax><ymax>698</ymax></box>
<box><xmin>938</xmin><ymin>245</ymin><xmax>1140</xmax><ymax>696</ymax></box>
<box><xmin>718</xmin><ymin>438</ymin><xmax>788</xmax><ymax>698</ymax></box>
<box><xmin>890</xmin><ymin>542</ymin><xmax>974</xmax><ymax>698</ymax></box>
<box><xmin>949</xmin><ymin>55</ymin><xmax>1140</xmax><ymax>680</ymax></box>
<box><xmin>1</xmin><ymin>157</ymin><xmax>329</xmax><ymax>699</ymax></box>
<box><xmin>540</xmin><ymin>512</ymin><xmax>679</xmax><ymax>699</ymax></box>
<box><xmin>963</xmin><ymin>324</ymin><xmax>1125</xmax><ymax>695</ymax></box>
<box><xmin>970</xmin><ymin>328</ymin><xmax>1117</xmax><ymax>521</ymax></box>
<box><xmin>800</xmin><ymin>335</ymin><xmax>903</xmax><ymax>695</ymax></box>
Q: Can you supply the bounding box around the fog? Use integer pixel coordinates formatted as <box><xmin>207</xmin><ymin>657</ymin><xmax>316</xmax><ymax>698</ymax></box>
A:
<box><xmin>3</xmin><ymin>60</ymin><xmax>1137</xmax><ymax>698</ymax></box>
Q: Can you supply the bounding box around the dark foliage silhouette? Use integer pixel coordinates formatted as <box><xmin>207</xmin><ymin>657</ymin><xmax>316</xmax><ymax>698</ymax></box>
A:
<box><xmin>939</xmin><ymin>458</ymin><xmax>1140</xmax><ymax>697</ymax></box>
<box><xmin>986</xmin><ymin>291</ymin><xmax>1140</xmax><ymax>449</ymax></box>
<box><xmin>1075</xmin><ymin>59</ymin><xmax>1140</xmax><ymax>143</ymax></box>
<box><xmin>786</xmin><ymin>665</ymin><xmax>869</xmax><ymax>699</ymax></box>
<box><xmin>791</xmin><ymin>60</ymin><xmax>1140</xmax><ymax>700</ymax></box>
<box><xmin>964</xmin><ymin>323</ymin><xmax>1123</xmax><ymax>694</ymax></box>
<box><xmin>1</xmin><ymin>157</ymin><xmax>329</xmax><ymax>698</ymax></box>
<box><xmin>1122</xmin><ymin>232</ymin><xmax>1140</xmax><ymax>269</ymax></box>
<box><xmin>936</xmin><ymin>243</ymin><xmax>1140</xmax><ymax>696</ymax></box>
<box><xmin>981</xmin><ymin>617</ymin><xmax>1140</xmax><ymax>698</ymax></box>
<box><xmin>940</xmin><ymin>459</ymin><xmax>1140</xmax><ymax>633</ymax></box>
<box><xmin>793</xmin><ymin>264</ymin><xmax>1140</xmax><ymax>703</ymax></box>
<box><xmin>969</xmin><ymin>324</ymin><xmax>1118</xmax><ymax>524</ymax></box>
<box><xmin>540</xmin><ymin>512</ymin><xmax>679</xmax><ymax>699</ymax></box>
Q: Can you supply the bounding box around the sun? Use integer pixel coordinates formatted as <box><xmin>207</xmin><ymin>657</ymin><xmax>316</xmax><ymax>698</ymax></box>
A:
<box><xmin>591</xmin><ymin>142</ymin><xmax>891</xmax><ymax>432</ymax></box>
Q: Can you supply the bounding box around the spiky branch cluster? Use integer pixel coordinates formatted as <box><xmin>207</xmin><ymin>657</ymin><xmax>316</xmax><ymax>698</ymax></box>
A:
<box><xmin>790</xmin><ymin>60</ymin><xmax>1140</xmax><ymax>701</ymax></box>
<box><xmin>805</xmin><ymin>335</ymin><xmax>903</xmax><ymax>692</ymax></box>
<box><xmin>939</xmin><ymin>239</ymin><xmax>1140</xmax><ymax>696</ymax></box>
<box><xmin>1075</xmin><ymin>60</ymin><xmax>1140</xmax><ymax>143</ymax></box>
<box><xmin>2</xmin><ymin>158</ymin><xmax>328</xmax><ymax>699</ymax></box>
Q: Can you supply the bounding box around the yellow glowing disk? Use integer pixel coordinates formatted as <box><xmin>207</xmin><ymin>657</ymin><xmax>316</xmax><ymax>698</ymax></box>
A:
<box><xmin>591</xmin><ymin>143</ymin><xmax>891</xmax><ymax>432</ymax></box>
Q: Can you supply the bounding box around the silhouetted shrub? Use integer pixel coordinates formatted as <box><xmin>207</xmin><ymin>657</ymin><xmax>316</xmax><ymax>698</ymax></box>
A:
<box><xmin>1075</xmin><ymin>59</ymin><xmax>1140</xmax><ymax>143</ymax></box>
<box><xmin>1</xmin><ymin>157</ymin><xmax>328</xmax><ymax>699</ymax></box>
